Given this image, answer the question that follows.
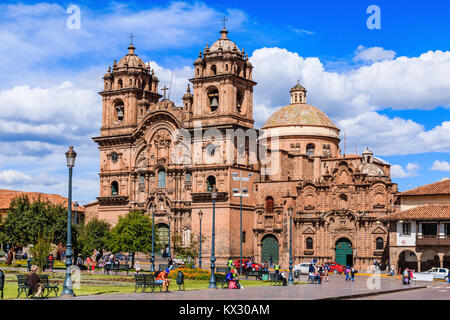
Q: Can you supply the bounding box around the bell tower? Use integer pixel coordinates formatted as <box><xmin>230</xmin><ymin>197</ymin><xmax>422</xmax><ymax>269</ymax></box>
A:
<box><xmin>189</xmin><ymin>27</ymin><xmax>256</xmax><ymax>129</ymax></box>
<box><xmin>100</xmin><ymin>42</ymin><xmax>162</xmax><ymax>137</ymax></box>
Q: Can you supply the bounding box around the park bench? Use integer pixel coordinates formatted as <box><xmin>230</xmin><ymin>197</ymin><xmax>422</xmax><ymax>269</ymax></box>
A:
<box><xmin>113</xmin><ymin>264</ymin><xmax>130</xmax><ymax>275</ymax></box>
<box><xmin>245</xmin><ymin>269</ymin><xmax>268</xmax><ymax>280</ymax></box>
<box><xmin>214</xmin><ymin>273</ymin><xmax>228</xmax><ymax>289</ymax></box>
<box><xmin>16</xmin><ymin>274</ymin><xmax>59</xmax><ymax>298</ymax></box>
<box><xmin>134</xmin><ymin>273</ymin><xmax>164</xmax><ymax>292</ymax></box>
<box><xmin>0</xmin><ymin>269</ymin><xmax>4</xmax><ymax>299</ymax></box>
<box><xmin>269</xmin><ymin>273</ymin><xmax>283</xmax><ymax>286</ymax></box>
<box><xmin>216</xmin><ymin>266</ymin><xmax>229</xmax><ymax>274</ymax></box>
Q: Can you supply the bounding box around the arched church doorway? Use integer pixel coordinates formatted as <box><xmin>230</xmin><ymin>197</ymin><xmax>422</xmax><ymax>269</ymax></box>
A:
<box><xmin>156</xmin><ymin>223</ymin><xmax>170</xmax><ymax>256</ymax></box>
<box><xmin>398</xmin><ymin>250</ymin><xmax>418</xmax><ymax>272</ymax></box>
<box><xmin>335</xmin><ymin>238</ymin><xmax>353</xmax><ymax>267</ymax></box>
<box><xmin>261</xmin><ymin>234</ymin><xmax>279</xmax><ymax>264</ymax></box>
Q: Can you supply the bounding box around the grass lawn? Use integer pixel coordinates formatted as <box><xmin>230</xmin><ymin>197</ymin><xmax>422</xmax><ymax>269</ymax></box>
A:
<box><xmin>1</xmin><ymin>272</ymin><xmax>298</xmax><ymax>299</ymax></box>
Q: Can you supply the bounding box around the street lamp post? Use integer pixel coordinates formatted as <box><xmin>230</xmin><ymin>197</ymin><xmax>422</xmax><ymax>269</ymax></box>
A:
<box><xmin>288</xmin><ymin>205</ymin><xmax>294</xmax><ymax>285</ymax></box>
<box><xmin>208</xmin><ymin>186</ymin><xmax>218</xmax><ymax>289</ymax></box>
<box><xmin>73</xmin><ymin>201</ymin><xmax>79</xmax><ymax>225</ymax></box>
<box><xmin>231</xmin><ymin>172</ymin><xmax>252</xmax><ymax>276</ymax></box>
<box><xmin>198</xmin><ymin>210</ymin><xmax>203</xmax><ymax>269</ymax></box>
<box><xmin>150</xmin><ymin>203</ymin><xmax>156</xmax><ymax>272</ymax></box>
<box><xmin>61</xmin><ymin>146</ymin><xmax>77</xmax><ymax>297</ymax></box>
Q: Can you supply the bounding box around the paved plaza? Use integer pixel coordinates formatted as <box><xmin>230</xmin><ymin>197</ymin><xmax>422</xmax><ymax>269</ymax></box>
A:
<box><xmin>51</xmin><ymin>275</ymin><xmax>431</xmax><ymax>300</ymax></box>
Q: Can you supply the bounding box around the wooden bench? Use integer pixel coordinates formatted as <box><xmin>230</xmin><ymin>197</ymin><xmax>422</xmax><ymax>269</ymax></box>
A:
<box><xmin>269</xmin><ymin>273</ymin><xmax>283</xmax><ymax>286</ymax></box>
<box><xmin>113</xmin><ymin>264</ymin><xmax>130</xmax><ymax>275</ymax></box>
<box><xmin>134</xmin><ymin>273</ymin><xmax>164</xmax><ymax>292</ymax></box>
<box><xmin>214</xmin><ymin>273</ymin><xmax>229</xmax><ymax>289</ymax></box>
<box><xmin>16</xmin><ymin>274</ymin><xmax>59</xmax><ymax>298</ymax></box>
<box><xmin>245</xmin><ymin>269</ymin><xmax>268</xmax><ymax>280</ymax></box>
<box><xmin>216</xmin><ymin>266</ymin><xmax>229</xmax><ymax>274</ymax></box>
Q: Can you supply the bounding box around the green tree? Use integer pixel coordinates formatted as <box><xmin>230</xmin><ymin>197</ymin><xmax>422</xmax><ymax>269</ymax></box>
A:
<box><xmin>29</xmin><ymin>233</ymin><xmax>52</xmax><ymax>272</ymax></box>
<box><xmin>172</xmin><ymin>231</ymin><xmax>206</xmax><ymax>266</ymax></box>
<box><xmin>78</xmin><ymin>219</ymin><xmax>110</xmax><ymax>258</ymax></box>
<box><xmin>108</xmin><ymin>210</ymin><xmax>155</xmax><ymax>265</ymax></box>
<box><xmin>0</xmin><ymin>195</ymin><xmax>78</xmax><ymax>251</ymax></box>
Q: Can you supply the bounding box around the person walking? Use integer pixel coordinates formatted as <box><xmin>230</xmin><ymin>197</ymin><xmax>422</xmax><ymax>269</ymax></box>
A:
<box><xmin>269</xmin><ymin>256</ymin><xmax>273</xmax><ymax>269</ymax></box>
<box><xmin>324</xmin><ymin>263</ymin><xmax>329</xmax><ymax>282</ymax></box>
<box><xmin>390</xmin><ymin>265</ymin><xmax>395</xmax><ymax>277</ymax></box>
<box><xmin>345</xmin><ymin>266</ymin><xmax>351</xmax><ymax>281</ymax></box>
<box><xmin>47</xmin><ymin>254</ymin><xmax>54</xmax><ymax>273</ymax></box>
<box><xmin>86</xmin><ymin>256</ymin><xmax>92</xmax><ymax>272</ymax></box>
<box><xmin>135</xmin><ymin>261</ymin><xmax>141</xmax><ymax>274</ymax></box>
<box><xmin>91</xmin><ymin>259</ymin><xmax>96</xmax><ymax>274</ymax></box>
<box><xmin>350</xmin><ymin>266</ymin><xmax>355</xmax><ymax>282</ymax></box>
<box><xmin>447</xmin><ymin>270</ymin><xmax>450</xmax><ymax>285</ymax></box>
<box><xmin>245</xmin><ymin>260</ymin><xmax>252</xmax><ymax>279</ymax></box>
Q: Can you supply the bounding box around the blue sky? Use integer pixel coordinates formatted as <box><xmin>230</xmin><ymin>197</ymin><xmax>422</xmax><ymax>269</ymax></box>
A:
<box><xmin>0</xmin><ymin>0</ymin><xmax>449</xmax><ymax>204</ymax></box>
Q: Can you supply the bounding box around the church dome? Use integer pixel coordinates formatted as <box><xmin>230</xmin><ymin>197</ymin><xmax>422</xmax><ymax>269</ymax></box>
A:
<box><xmin>262</xmin><ymin>103</ymin><xmax>338</xmax><ymax>130</ymax></box>
<box><xmin>260</xmin><ymin>83</ymin><xmax>340</xmax><ymax>141</ymax></box>
<box><xmin>115</xmin><ymin>45</ymin><xmax>147</xmax><ymax>71</ymax></box>
<box><xmin>209</xmin><ymin>28</ymin><xmax>241</xmax><ymax>53</ymax></box>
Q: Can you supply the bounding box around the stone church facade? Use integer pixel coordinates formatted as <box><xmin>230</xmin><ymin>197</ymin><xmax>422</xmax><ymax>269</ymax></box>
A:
<box><xmin>92</xmin><ymin>27</ymin><xmax>398</xmax><ymax>270</ymax></box>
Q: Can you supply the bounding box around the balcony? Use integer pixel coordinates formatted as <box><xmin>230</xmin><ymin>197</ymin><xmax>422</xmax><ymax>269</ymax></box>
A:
<box><xmin>416</xmin><ymin>235</ymin><xmax>450</xmax><ymax>246</ymax></box>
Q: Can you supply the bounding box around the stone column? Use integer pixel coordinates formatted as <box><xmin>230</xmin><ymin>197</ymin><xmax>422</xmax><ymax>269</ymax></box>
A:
<box><xmin>416</xmin><ymin>252</ymin><xmax>422</xmax><ymax>272</ymax></box>
<box><xmin>438</xmin><ymin>252</ymin><xmax>445</xmax><ymax>268</ymax></box>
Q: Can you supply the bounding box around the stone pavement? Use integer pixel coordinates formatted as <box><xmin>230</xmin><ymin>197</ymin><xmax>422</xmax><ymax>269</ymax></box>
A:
<box><xmin>351</xmin><ymin>284</ymin><xmax>450</xmax><ymax>300</ymax></box>
<box><xmin>52</xmin><ymin>274</ymin><xmax>426</xmax><ymax>300</ymax></box>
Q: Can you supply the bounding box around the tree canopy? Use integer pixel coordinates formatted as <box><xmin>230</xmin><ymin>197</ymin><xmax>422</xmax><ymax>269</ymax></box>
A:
<box><xmin>0</xmin><ymin>195</ymin><xmax>73</xmax><ymax>247</ymax></box>
<box><xmin>77</xmin><ymin>218</ymin><xmax>110</xmax><ymax>257</ymax></box>
<box><xmin>107</xmin><ymin>210</ymin><xmax>155</xmax><ymax>254</ymax></box>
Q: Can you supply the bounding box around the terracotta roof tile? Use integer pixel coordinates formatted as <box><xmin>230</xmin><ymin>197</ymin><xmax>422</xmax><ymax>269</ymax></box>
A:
<box><xmin>0</xmin><ymin>189</ymin><xmax>85</xmax><ymax>212</ymax></box>
<box><xmin>380</xmin><ymin>204</ymin><xmax>450</xmax><ymax>221</ymax></box>
<box><xmin>399</xmin><ymin>179</ymin><xmax>450</xmax><ymax>196</ymax></box>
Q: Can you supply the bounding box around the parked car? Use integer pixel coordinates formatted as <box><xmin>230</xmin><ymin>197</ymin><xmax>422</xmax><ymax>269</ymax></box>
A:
<box><xmin>233</xmin><ymin>259</ymin><xmax>263</xmax><ymax>271</ymax></box>
<box><xmin>293</xmin><ymin>263</ymin><xmax>312</xmax><ymax>275</ymax></box>
<box><xmin>325</xmin><ymin>262</ymin><xmax>346</xmax><ymax>274</ymax></box>
<box><xmin>423</xmin><ymin>267</ymin><xmax>449</xmax><ymax>281</ymax></box>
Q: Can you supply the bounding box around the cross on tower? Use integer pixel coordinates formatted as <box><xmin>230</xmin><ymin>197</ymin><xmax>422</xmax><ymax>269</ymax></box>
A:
<box><xmin>129</xmin><ymin>33</ymin><xmax>135</xmax><ymax>45</ymax></box>
<box><xmin>222</xmin><ymin>16</ymin><xmax>228</xmax><ymax>29</ymax></box>
<box><xmin>161</xmin><ymin>85</ymin><xmax>169</xmax><ymax>100</ymax></box>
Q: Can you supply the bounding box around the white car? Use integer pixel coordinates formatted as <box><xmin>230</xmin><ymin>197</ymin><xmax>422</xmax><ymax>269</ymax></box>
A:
<box><xmin>293</xmin><ymin>263</ymin><xmax>312</xmax><ymax>275</ymax></box>
<box><xmin>423</xmin><ymin>267</ymin><xmax>449</xmax><ymax>281</ymax></box>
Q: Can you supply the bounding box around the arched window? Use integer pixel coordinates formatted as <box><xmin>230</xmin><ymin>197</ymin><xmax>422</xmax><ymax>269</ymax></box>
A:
<box><xmin>142</xmin><ymin>80</ymin><xmax>146</xmax><ymax>90</ymax></box>
<box><xmin>306</xmin><ymin>144</ymin><xmax>315</xmax><ymax>156</ymax></box>
<box><xmin>139</xmin><ymin>174</ymin><xmax>145</xmax><ymax>185</ymax></box>
<box><xmin>117</xmin><ymin>79</ymin><xmax>123</xmax><ymax>89</ymax></box>
<box><xmin>306</xmin><ymin>237</ymin><xmax>313</xmax><ymax>250</ymax></box>
<box><xmin>376</xmin><ymin>237</ymin><xmax>384</xmax><ymax>250</ymax></box>
<box><xmin>185</xmin><ymin>171</ymin><xmax>192</xmax><ymax>182</ymax></box>
<box><xmin>111</xmin><ymin>181</ymin><xmax>119</xmax><ymax>196</ymax></box>
<box><xmin>158</xmin><ymin>169</ymin><xmax>166</xmax><ymax>188</ymax></box>
<box><xmin>206</xmin><ymin>175</ymin><xmax>216</xmax><ymax>192</ymax></box>
<box><xmin>211</xmin><ymin>65</ymin><xmax>217</xmax><ymax>75</ymax></box>
<box><xmin>265</xmin><ymin>196</ymin><xmax>274</xmax><ymax>213</ymax></box>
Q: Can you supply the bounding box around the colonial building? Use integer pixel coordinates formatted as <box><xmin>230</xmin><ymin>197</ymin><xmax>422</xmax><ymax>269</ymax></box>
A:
<box><xmin>92</xmin><ymin>27</ymin><xmax>397</xmax><ymax>269</ymax></box>
<box><xmin>381</xmin><ymin>179</ymin><xmax>450</xmax><ymax>271</ymax></box>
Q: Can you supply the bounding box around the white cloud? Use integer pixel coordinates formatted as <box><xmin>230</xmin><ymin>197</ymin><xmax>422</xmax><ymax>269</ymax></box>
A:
<box><xmin>249</xmin><ymin>47</ymin><xmax>450</xmax><ymax>155</ymax></box>
<box><xmin>0</xmin><ymin>169</ymin><xmax>58</xmax><ymax>187</ymax></box>
<box><xmin>431</xmin><ymin>160</ymin><xmax>450</xmax><ymax>172</ymax></box>
<box><xmin>354</xmin><ymin>45</ymin><xmax>396</xmax><ymax>63</ymax></box>
<box><xmin>391</xmin><ymin>163</ymin><xmax>420</xmax><ymax>178</ymax></box>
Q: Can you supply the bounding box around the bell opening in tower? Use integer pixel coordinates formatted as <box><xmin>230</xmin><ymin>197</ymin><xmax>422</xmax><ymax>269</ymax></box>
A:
<box><xmin>207</xmin><ymin>87</ymin><xmax>219</xmax><ymax>112</ymax></box>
